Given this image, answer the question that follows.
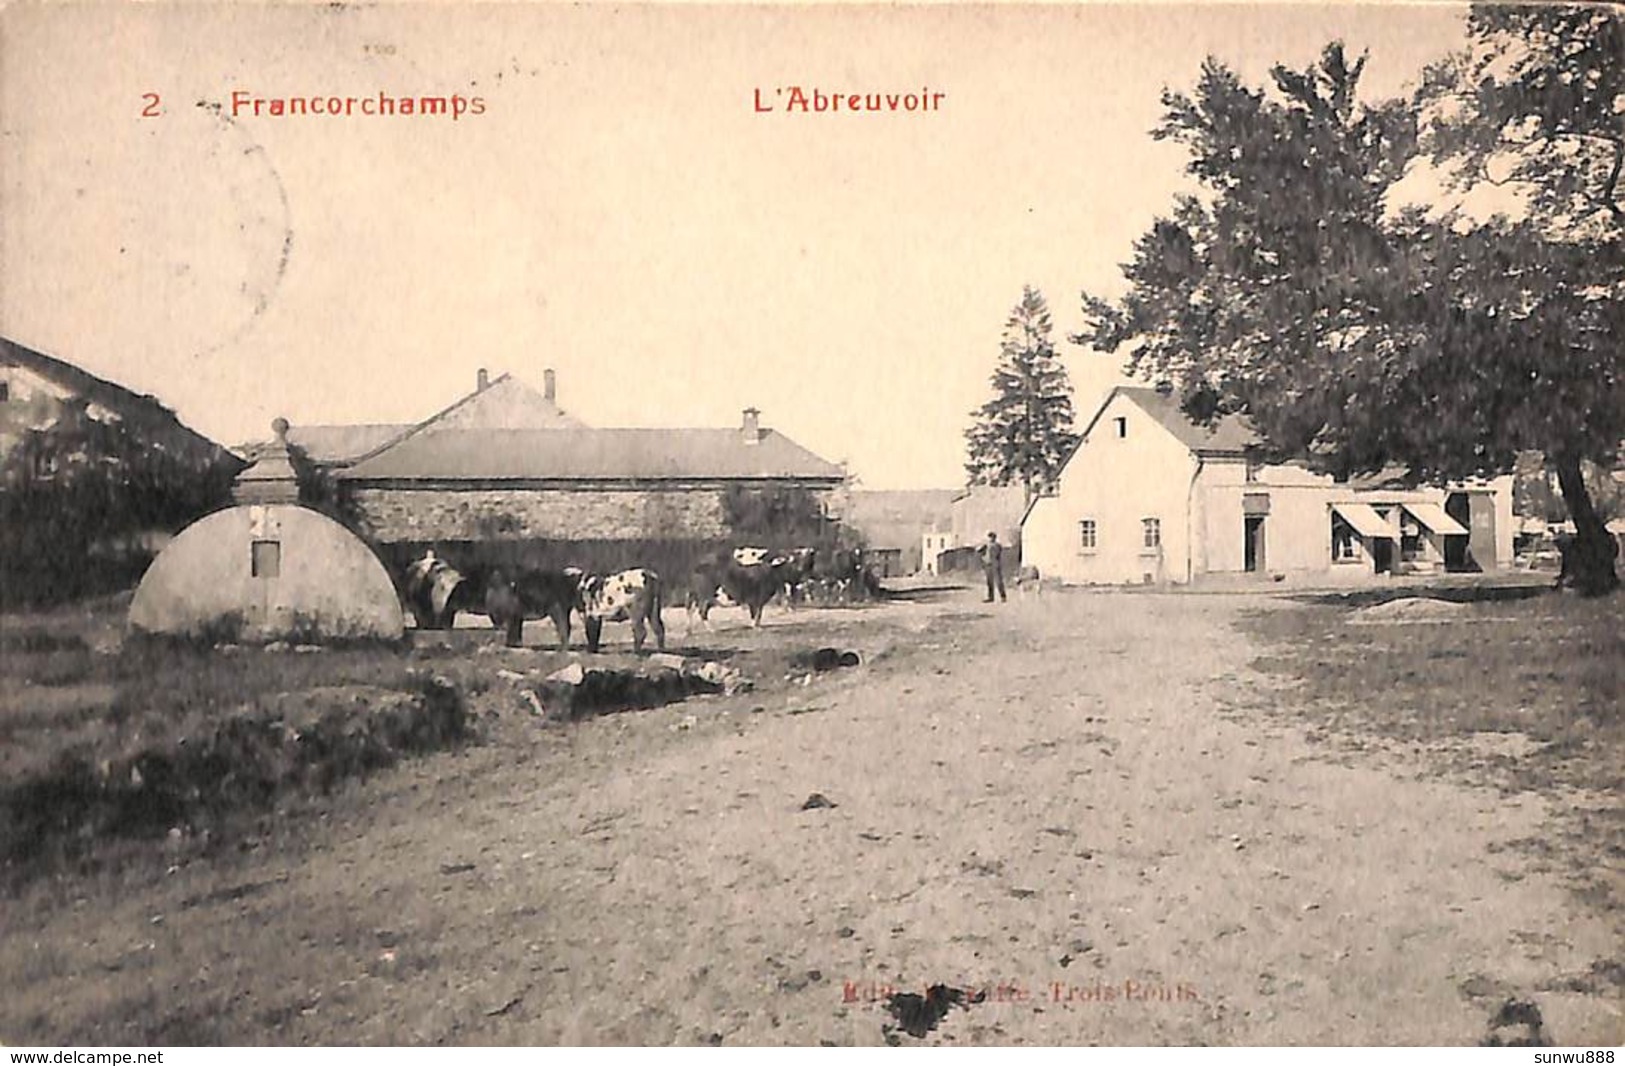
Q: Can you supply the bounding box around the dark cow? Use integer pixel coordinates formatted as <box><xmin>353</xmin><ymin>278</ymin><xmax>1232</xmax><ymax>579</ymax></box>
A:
<box><xmin>574</xmin><ymin>567</ymin><xmax>666</xmax><ymax>653</ymax></box>
<box><xmin>807</xmin><ymin>547</ymin><xmax>866</xmax><ymax>605</ymax></box>
<box><xmin>402</xmin><ymin>551</ymin><xmax>487</xmax><ymax>629</ymax></box>
<box><xmin>484</xmin><ymin>566</ymin><xmax>580</xmax><ymax>649</ymax></box>
<box><xmin>688</xmin><ymin>548</ymin><xmax>790</xmax><ymax>628</ymax></box>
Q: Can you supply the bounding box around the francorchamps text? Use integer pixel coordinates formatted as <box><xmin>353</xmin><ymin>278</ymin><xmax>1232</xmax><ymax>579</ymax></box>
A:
<box><xmin>754</xmin><ymin>86</ymin><xmax>945</xmax><ymax>114</ymax></box>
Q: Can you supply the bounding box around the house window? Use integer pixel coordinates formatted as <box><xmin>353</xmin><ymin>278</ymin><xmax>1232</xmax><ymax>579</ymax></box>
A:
<box><xmin>0</xmin><ymin>380</ymin><xmax>9</xmax><ymax>403</ymax></box>
<box><xmin>1079</xmin><ymin>519</ymin><xmax>1097</xmax><ymax>551</ymax></box>
<box><xmin>1331</xmin><ymin>517</ymin><xmax>1362</xmax><ymax>563</ymax></box>
<box><xmin>1142</xmin><ymin>517</ymin><xmax>1161</xmax><ymax>551</ymax></box>
<box><xmin>251</xmin><ymin>540</ymin><xmax>282</xmax><ymax>578</ymax></box>
<box><xmin>1114</xmin><ymin>416</ymin><xmax>1128</xmax><ymax>438</ymax></box>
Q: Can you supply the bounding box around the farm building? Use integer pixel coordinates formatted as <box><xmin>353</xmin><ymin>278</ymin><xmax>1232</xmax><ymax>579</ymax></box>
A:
<box><xmin>252</xmin><ymin>368</ymin><xmax>581</xmax><ymax>507</ymax></box>
<box><xmin>842</xmin><ymin>489</ymin><xmax>958</xmax><ymax>575</ymax></box>
<box><xmin>0</xmin><ymin>337</ymin><xmax>243</xmax><ymax>603</ymax></box>
<box><xmin>129</xmin><ymin>425</ymin><xmax>404</xmax><ymax>643</ymax></box>
<box><xmin>251</xmin><ymin>370</ymin><xmax>848</xmax><ymax>577</ymax></box>
<box><xmin>1022</xmin><ymin>384</ymin><xmax>1514</xmax><ymax>587</ymax></box>
<box><xmin>1</xmin><ymin>336</ymin><xmax>241</xmax><ymax>490</ymax></box>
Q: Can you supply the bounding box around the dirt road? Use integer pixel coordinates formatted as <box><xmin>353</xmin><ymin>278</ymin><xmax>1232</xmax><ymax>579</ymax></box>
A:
<box><xmin>3</xmin><ymin>591</ymin><xmax>1618</xmax><ymax>1045</ymax></box>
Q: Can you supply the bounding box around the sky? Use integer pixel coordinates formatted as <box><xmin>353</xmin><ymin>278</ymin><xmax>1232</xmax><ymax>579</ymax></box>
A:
<box><xmin>0</xmin><ymin>1</ymin><xmax>1473</xmax><ymax>489</ymax></box>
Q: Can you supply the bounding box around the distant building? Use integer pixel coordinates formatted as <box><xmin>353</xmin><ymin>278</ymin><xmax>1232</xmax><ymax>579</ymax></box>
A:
<box><xmin>1023</xmin><ymin>384</ymin><xmax>1513</xmax><ymax>586</ymax></box>
<box><xmin>951</xmin><ymin>485</ymin><xmax>1027</xmax><ymax>559</ymax></box>
<box><xmin>842</xmin><ymin>489</ymin><xmax>959</xmax><ymax>574</ymax></box>
<box><xmin>920</xmin><ymin>529</ymin><xmax>953</xmax><ymax>576</ymax></box>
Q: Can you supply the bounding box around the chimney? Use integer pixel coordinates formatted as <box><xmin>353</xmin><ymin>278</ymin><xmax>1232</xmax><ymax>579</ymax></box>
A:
<box><xmin>476</xmin><ymin>368</ymin><xmax>490</xmax><ymax>391</ymax></box>
<box><xmin>544</xmin><ymin>368</ymin><xmax>557</xmax><ymax>403</ymax></box>
<box><xmin>741</xmin><ymin>407</ymin><xmax>761</xmax><ymax>444</ymax></box>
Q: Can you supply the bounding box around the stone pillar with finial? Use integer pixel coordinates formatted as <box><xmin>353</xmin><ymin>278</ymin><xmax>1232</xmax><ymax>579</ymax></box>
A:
<box><xmin>233</xmin><ymin>417</ymin><xmax>302</xmax><ymax>505</ymax></box>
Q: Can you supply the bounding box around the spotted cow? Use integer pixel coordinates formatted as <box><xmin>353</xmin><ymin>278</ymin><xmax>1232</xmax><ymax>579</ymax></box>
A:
<box><xmin>573</xmin><ymin>567</ymin><xmax>666</xmax><ymax>653</ymax></box>
<box><xmin>403</xmin><ymin>551</ymin><xmax>487</xmax><ymax>630</ymax></box>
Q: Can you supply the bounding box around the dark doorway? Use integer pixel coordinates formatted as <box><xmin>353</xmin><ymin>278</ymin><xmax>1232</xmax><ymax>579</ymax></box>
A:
<box><xmin>1444</xmin><ymin>493</ymin><xmax>1474</xmax><ymax>571</ymax></box>
<box><xmin>1372</xmin><ymin>538</ymin><xmax>1395</xmax><ymax>574</ymax></box>
<box><xmin>1244</xmin><ymin>516</ymin><xmax>1266</xmax><ymax>573</ymax></box>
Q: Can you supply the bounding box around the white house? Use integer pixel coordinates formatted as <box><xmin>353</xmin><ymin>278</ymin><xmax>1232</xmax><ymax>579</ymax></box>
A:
<box><xmin>920</xmin><ymin>529</ymin><xmax>953</xmax><ymax>575</ymax></box>
<box><xmin>1022</xmin><ymin>385</ymin><xmax>1514</xmax><ymax>586</ymax></box>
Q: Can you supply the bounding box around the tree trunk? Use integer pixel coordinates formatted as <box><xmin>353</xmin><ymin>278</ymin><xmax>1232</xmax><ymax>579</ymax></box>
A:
<box><xmin>1552</xmin><ymin>454</ymin><xmax>1620</xmax><ymax>596</ymax></box>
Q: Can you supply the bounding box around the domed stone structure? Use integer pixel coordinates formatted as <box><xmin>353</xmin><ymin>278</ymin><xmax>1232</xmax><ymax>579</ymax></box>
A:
<box><xmin>129</xmin><ymin>503</ymin><xmax>404</xmax><ymax>643</ymax></box>
<box><xmin>131</xmin><ymin>423</ymin><xmax>402</xmax><ymax>643</ymax></box>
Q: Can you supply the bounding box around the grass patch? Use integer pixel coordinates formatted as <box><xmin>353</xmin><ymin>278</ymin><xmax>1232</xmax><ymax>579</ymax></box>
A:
<box><xmin>0</xmin><ymin>633</ymin><xmax>470</xmax><ymax>890</ymax></box>
<box><xmin>1244</xmin><ymin>589</ymin><xmax>1623</xmax><ymax>907</ymax></box>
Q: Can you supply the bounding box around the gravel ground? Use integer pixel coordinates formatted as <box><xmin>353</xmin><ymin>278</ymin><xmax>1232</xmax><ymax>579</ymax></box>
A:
<box><xmin>2</xmin><ymin>589</ymin><xmax>1618</xmax><ymax>1046</ymax></box>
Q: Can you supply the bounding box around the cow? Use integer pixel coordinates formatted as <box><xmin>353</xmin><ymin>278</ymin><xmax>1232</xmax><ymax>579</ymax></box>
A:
<box><xmin>573</xmin><ymin>567</ymin><xmax>666</xmax><ymax>653</ymax></box>
<box><xmin>775</xmin><ymin>547</ymin><xmax>819</xmax><ymax>609</ymax></box>
<box><xmin>484</xmin><ymin>566</ymin><xmax>580</xmax><ymax>649</ymax></box>
<box><xmin>688</xmin><ymin>548</ymin><xmax>790</xmax><ymax>628</ymax></box>
<box><xmin>807</xmin><ymin>547</ymin><xmax>865</xmax><ymax>605</ymax></box>
<box><xmin>402</xmin><ymin>551</ymin><xmax>487</xmax><ymax>630</ymax></box>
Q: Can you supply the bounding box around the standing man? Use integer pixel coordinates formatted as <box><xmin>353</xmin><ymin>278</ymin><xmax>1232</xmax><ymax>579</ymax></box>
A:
<box><xmin>979</xmin><ymin>531</ymin><xmax>1006</xmax><ymax>603</ymax></box>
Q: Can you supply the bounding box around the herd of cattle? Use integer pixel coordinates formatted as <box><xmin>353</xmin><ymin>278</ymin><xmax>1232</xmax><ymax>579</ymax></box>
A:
<box><xmin>400</xmin><ymin>545</ymin><xmax>882</xmax><ymax>653</ymax></box>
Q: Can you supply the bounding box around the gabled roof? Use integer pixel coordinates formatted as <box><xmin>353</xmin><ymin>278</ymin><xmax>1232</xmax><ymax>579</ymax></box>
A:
<box><xmin>1113</xmin><ymin>386</ymin><xmax>1260</xmax><ymax>455</ymax></box>
<box><xmin>1</xmin><ymin>336</ymin><xmax>242</xmax><ymax>469</ymax></box>
<box><xmin>339</xmin><ymin>427</ymin><xmax>846</xmax><ymax>483</ymax></box>
<box><xmin>417</xmin><ymin>373</ymin><xmax>583</xmax><ymax>433</ymax></box>
<box><xmin>342</xmin><ymin>372</ymin><xmax>583</xmax><ymax>467</ymax></box>
<box><xmin>247</xmin><ymin>372</ymin><xmax>583</xmax><ymax>468</ymax></box>
<box><xmin>1071</xmin><ymin>385</ymin><xmax>1261</xmax><ymax>461</ymax></box>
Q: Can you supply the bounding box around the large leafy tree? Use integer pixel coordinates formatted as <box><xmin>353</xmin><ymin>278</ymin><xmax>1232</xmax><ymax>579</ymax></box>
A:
<box><xmin>1079</xmin><ymin>33</ymin><xmax>1622</xmax><ymax>593</ymax></box>
<box><xmin>965</xmin><ymin>286</ymin><xmax>1080</xmax><ymax>500</ymax></box>
<box><xmin>1078</xmin><ymin>44</ymin><xmax>1418</xmax><ymax>479</ymax></box>
<box><xmin>1418</xmin><ymin>3</ymin><xmax>1624</xmax><ymax>591</ymax></box>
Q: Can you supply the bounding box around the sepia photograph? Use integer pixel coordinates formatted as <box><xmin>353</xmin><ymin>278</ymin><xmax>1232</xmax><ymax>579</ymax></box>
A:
<box><xmin>0</xmin><ymin>0</ymin><xmax>1620</xmax><ymax>1049</ymax></box>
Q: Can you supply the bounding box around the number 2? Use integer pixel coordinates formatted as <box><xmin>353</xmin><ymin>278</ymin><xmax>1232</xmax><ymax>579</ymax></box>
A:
<box><xmin>141</xmin><ymin>93</ymin><xmax>160</xmax><ymax>117</ymax></box>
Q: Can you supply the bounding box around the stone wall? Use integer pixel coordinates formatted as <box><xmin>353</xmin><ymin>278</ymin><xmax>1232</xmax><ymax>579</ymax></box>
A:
<box><xmin>347</xmin><ymin>485</ymin><xmax>736</xmax><ymax>543</ymax></box>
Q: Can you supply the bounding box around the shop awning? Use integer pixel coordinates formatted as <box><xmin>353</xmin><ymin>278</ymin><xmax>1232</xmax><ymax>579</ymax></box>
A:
<box><xmin>1332</xmin><ymin>502</ymin><xmax>1402</xmax><ymax>540</ymax></box>
<box><xmin>1404</xmin><ymin>501</ymin><xmax>1469</xmax><ymax>536</ymax></box>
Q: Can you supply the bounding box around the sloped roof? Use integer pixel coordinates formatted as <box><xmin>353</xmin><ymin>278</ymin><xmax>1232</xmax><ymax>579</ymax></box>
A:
<box><xmin>418</xmin><ymin>373</ymin><xmax>583</xmax><ymax>433</ymax></box>
<box><xmin>247</xmin><ymin>372</ymin><xmax>584</xmax><ymax>467</ymax></box>
<box><xmin>951</xmin><ymin>484</ymin><xmax>1028</xmax><ymax>508</ymax></box>
<box><xmin>340</xmin><ymin>427</ymin><xmax>846</xmax><ymax>482</ymax></box>
<box><xmin>1114</xmin><ymin>386</ymin><xmax>1261</xmax><ymax>455</ymax></box>
<box><xmin>268</xmin><ymin>424</ymin><xmax>413</xmax><ymax>465</ymax></box>
<box><xmin>844</xmin><ymin>489</ymin><xmax>960</xmax><ymax>546</ymax></box>
<box><xmin>1</xmin><ymin>336</ymin><xmax>242</xmax><ymax>469</ymax></box>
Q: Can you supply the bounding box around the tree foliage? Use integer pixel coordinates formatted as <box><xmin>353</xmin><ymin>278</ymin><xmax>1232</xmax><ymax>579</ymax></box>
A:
<box><xmin>0</xmin><ymin>399</ymin><xmax>239</xmax><ymax>605</ymax></box>
<box><xmin>721</xmin><ymin>484</ymin><xmax>828</xmax><ymax>543</ymax></box>
<box><xmin>965</xmin><ymin>286</ymin><xmax>1080</xmax><ymax>498</ymax></box>
<box><xmin>1078</xmin><ymin>27</ymin><xmax>1622</xmax><ymax>592</ymax></box>
<box><xmin>1423</xmin><ymin>4</ymin><xmax>1625</xmax><ymax>241</ymax></box>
